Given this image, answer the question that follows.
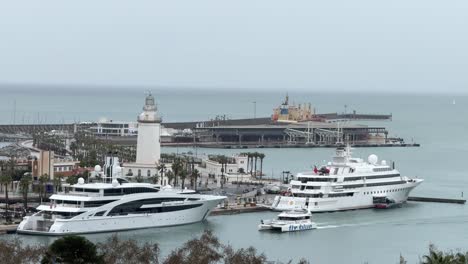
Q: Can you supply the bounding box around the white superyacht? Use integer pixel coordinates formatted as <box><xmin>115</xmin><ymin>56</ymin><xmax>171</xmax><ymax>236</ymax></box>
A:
<box><xmin>17</xmin><ymin>162</ymin><xmax>226</xmax><ymax>235</ymax></box>
<box><xmin>271</xmin><ymin>146</ymin><xmax>423</xmax><ymax>212</ymax></box>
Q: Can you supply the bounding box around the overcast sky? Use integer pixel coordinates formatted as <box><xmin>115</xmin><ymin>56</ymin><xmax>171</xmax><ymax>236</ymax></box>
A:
<box><xmin>0</xmin><ymin>0</ymin><xmax>467</xmax><ymax>93</ymax></box>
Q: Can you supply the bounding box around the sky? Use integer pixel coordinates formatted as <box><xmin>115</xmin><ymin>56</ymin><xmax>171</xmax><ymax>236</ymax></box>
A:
<box><xmin>0</xmin><ymin>0</ymin><xmax>467</xmax><ymax>93</ymax></box>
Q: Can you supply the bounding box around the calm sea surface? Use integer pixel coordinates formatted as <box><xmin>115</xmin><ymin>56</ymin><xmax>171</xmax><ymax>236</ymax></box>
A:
<box><xmin>1</xmin><ymin>87</ymin><xmax>468</xmax><ymax>263</ymax></box>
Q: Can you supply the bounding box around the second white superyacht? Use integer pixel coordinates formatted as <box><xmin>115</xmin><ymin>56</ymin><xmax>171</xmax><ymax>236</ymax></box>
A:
<box><xmin>17</xmin><ymin>158</ymin><xmax>226</xmax><ymax>235</ymax></box>
<box><xmin>271</xmin><ymin>146</ymin><xmax>423</xmax><ymax>212</ymax></box>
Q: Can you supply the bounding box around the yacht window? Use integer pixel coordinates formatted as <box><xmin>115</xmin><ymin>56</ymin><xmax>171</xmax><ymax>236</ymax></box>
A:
<box><xmin>84</xmin><ymin>200</ymin><xmax>117</xmax><ymax>208</ymax></box>
<box><xmin>94</xmin><ymin>211</ymin><xmax>106</xmax><ymax>217</ymax></box>
<box><xmin>104</xmin><ymin>188</ymin><xmax>123</xmax><ymax>196</ymax></box>
<box><xmin>108</xmin><ymin>200</ymin><xmax>201</xmax><ymax>216</ymax></box>
<box><xmin>123</xmin><ymin>187</ymin><xmax>159</xmax><ymax>195</ymax></box>
<box><xmin>333</xmin><ymin>168</ymin><xmax>339</xmax><ymax>175</ymax></box>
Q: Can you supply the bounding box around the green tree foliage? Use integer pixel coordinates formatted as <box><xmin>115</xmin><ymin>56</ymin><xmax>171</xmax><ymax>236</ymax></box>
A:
<box><xmin>98</xmin><ymin>234</ymin><xmax>160</xmax><ymax>264</ymax></box>
<box><xmin>171</xmin><ymin>158</ymin><xmax>184</xmax><ymax>187</ymax></box>
<box><xmin>0</xmin><ymin>160</ymin><xmax>13</xmax><ymax>221</ymax></box>
<box><xmin>0</xmin><ymin>231</ymin><xmax>314</xmax><ymax>264</ymax></box>
<box><xmin>0</xmin><ymin>238</ymin><xmax>47</xmax><ymax>264</ymax></box>
<box><xmin>36</xmin><ymin>174</ymin><xmax>49</xmax><ymax>201</ymax></box>
<box><xmin>190</xmin><ymin>169</ymin><xmax>200</xmax><ymax>191</ymax></box>
<box><xmin>180</xmin><ymin>169</ymin><xmax>188</xmax><ymax>190</ymax></box>
<box><xmin>164</xmin><ymin>230</ymin><xmax>223</xmax><ymax>264</ymax></box>
<box><xmin>223</xmin><ymin>245</ymin><xmax>267</xmax><ymax>264</ymax></box>
<box><xmin>165</xmin><ymin>170</ymin><xmax>175</xmax><ymax>185</ymax></box>
<box><xmin>73</xmin><ymin>131</ymin><xmax>136</xmax><ymax>167</ymax></box>
<box><xmin>420</xmin><ymin>244</ymin><xmax>468</xmax><ymax>264</ymax></box>
<box><xmin>19</xmin><ymin>175</ymin><xmax>32</xmax><ymax>210</ymax></box>
<box><xmin>41</xmin><ymin>235</ymin><xmax>104</xmax><ymax>264</ymax></box>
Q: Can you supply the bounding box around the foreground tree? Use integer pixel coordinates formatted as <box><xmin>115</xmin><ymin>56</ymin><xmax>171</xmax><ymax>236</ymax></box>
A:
<box><xmin>41</xmin><ymin>235</ymin><xmax>104</xmax><ymax>264</ymax></box>
<box><xmin>98</xmin><ymin>234</ymin><xmax>160</xmax><ymax>264</ymax></box>
<box><xmin>0</xmin><ymin>238</ymin><xmax>46</xmax><ymax>264</ymax></box>
<box><xmin>223</xmin><ymin>245</ymin><xmax>267</xmax><ymax>264</ymax></box>
<box><xmin>164</xmin><ymin>230</ymin><xmax>223</xmax><ymax>264</ymax></box>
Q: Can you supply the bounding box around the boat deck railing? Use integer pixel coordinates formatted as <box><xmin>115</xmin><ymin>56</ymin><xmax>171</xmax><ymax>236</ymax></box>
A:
<box><xmin>57</xmin><ymin>191</ymin><xmax>101</xmax><ymax>198</ymax></box>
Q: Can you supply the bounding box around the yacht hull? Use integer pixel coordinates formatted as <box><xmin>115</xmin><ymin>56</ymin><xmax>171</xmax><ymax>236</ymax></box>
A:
<box><xmin>17</xmin><ymin>198</ymin><xmax>223</xmax><ymax>236</ymax></box>
<box><xmin>271</xmin><ymin>180</ymin><xmax>422</xmax><ymax>212</ymax></box>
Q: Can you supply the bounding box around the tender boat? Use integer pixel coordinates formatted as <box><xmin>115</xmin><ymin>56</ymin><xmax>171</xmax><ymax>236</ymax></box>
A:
<box><xmin>373</xmin><ymin>194</ymin><xmax>400</xmax><ymax>209</ymax></box>
<box><xmin>258</xmin><ymin>209</ymin><xmax>317</xmax><ymax>232</ymax></box>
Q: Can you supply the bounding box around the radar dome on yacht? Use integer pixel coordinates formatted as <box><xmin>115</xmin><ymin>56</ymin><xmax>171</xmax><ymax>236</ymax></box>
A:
<box><xmin>368</xmin><ymin>154</ymin><xmax>378</xmax><ymax>165</ymax></box>
<box><xmin>162</xmin><ymin>185</ymin><xmax>173</xmax><ymax>190</ymax></box>
<box><xmin>381</xmin><ymin>160</ymin><xmax>387</xmax><ymax>166</ymax></box>
<box><xmin>78</xmin><ymin>177</ymin><xmax>85</xmax><ymax>185</ymax></box>
<box><xmin>94</xmin><ymin>165</ymin><xmax>102</xmax><ymax>172</ymax></box>
<box><xmin>112</xmin><ymin>179</ymin><xmax>119</xmax><ymax>187</ymax></box>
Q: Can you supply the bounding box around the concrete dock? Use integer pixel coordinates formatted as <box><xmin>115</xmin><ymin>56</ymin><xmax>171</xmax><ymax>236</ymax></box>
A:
<box><xmin>210</xmin><ymin>204</ymin><xmax>271</xmax><ymax>216</ymax></box>
<box><xmin>408</xmin><ymin>196</ymin><xmax>466</xmax><ymax>204</ymax></box>
<box><xmin>0</xmin><ymin>224</ymin><xmax>18</xmax><ymax>234</ymax></box>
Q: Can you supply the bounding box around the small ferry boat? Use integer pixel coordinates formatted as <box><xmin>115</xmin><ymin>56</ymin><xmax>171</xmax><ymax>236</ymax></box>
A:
<box><xmin>258</xmin><ymin>209</ymin><xmax>317</xmax><ymax>232</ymax></box>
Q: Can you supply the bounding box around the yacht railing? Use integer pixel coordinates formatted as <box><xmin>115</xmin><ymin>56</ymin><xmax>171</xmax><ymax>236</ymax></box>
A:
<box><xmin>57</xmin><ymin>191</ymin><xmax>101</xmax><ymax>197</ymax></box>
<box><xmin>41</xmin><ymin>202</ymin><xmax>81</xmax><ymax>208</ymax></box>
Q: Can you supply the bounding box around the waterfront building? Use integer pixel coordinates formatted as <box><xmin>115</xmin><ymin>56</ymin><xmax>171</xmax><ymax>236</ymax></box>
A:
<box><xmin>197</xmin><ymin>154</ymin><xmax>250</xmax><ymax>185</ymax></box>
<box><xmin>32</xmin><ymin>150</ymin><xmax>80</xmax><ymax>179</ymax></box>
<box><xmin>88</xmin><ymin>120</ymin><xmax>138</xmax><ymax>137</ymax></box>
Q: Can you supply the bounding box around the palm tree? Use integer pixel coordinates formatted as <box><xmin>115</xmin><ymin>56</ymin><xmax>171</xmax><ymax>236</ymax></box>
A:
<box><xmin>248</xmin><ymin>153</ymin><xmax>253</xmax><ymax>175</ymax></box>
<box><xmin>0</xmin><ymin>168</ymin><xmax>12</xmax><ymax>222</ymax></box>
<box><xmin>157</xmin><ymin>163</ymin><xmax>167</xmax><ymax>185</ymax></box>
<box><xmin>190</xmin><ymin>169</ymin><xmax>200</xmax><ymax>191</ymax></box>
<box><xmin>53</xmin><ymin>174</ymin><xmax>63</xmax><ymax>193</ymax></box>
<box><xmin>258</xmin><ymin>153</ymin><xmax>265</xmax><ymax>179</ymax></box>
<box><xmin>166</xmin><ymin>171</ymin><xmax>175</xmax><ymax>185</ymax></box>
<box><xmin>253</xmin><ymin>152</ymin><xmax>259</xmax><ymax>177</ymax></box>
<box><xmin>150</xmin><ymin>174</ymin><xmax>160</xmax><ymax>185</ymax></box>
<box><xmin>171</xmin><ymin>158</ymin><xmax>184</xmax><ymax>187</ymax></box>
<box><xmin>218</xmin><ymin>155</ymin><xmax>228</xmax><ymax>188</ymax></box>
<box><xmin>180</xmin><ymin>169</ymin><xmax>188</xmax><ymax>190</ymax></box>
<box><xmin>19</xmin><ymin>175</ymin><xmax>32</xmax><ymax>212</ymax></box>
<box><xmin>38</xmin><ymin>174</ymin><xmax>49</xmax><ymax>202</ymax></box>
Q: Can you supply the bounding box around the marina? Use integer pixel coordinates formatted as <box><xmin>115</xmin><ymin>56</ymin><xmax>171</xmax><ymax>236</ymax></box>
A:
<box><xmin>0</xmin><ymin>91</ymin><xmax>466</xmax><ymax>263</ymax></box>
<box><xmin>0</xmin><ymin>0</ymin><xmax>467</xmax><ymax>261</ymax></box>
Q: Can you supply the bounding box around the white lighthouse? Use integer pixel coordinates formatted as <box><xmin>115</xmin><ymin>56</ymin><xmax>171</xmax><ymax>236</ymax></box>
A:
<box><xmin>136</xmin><ymin>92</ymin><xmax>161</xmax><ymax>164</ymax></box>
<box><xmin>123</xmin><ymin>93</ymin><xmax>162</xmax><ymax>180</ymax></box>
